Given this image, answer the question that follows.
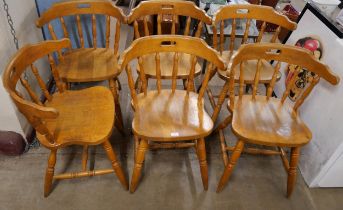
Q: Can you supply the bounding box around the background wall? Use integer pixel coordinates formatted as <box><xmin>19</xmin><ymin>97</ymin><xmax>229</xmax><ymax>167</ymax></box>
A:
<box><xmin>0</xmin><ymin>0</ymin><xmax>48</xmax><ymax>139</ymax></box>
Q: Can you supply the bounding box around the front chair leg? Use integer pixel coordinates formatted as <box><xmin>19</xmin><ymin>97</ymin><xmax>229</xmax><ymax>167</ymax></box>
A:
<box><xmin>217</xmin><ymin>140</ymin><xmax>244</xmax><ymax>193</ymax></box>
<box><xmin>109</xmin><ymin>79</ymin><xmax>125</xmax><ymax>135</ymax></box>
<box><xmin>196</xmin><ymin>138</ymin><xmax>208</xmax><ymax>190</ymax></box>
<box><xmin>44</xmin><ymin>149</ymin><xmax>57</xmax><ymax>197</ymax></box>
<box><xmin>287</xmin><ymin>147</ymin><xmax>300</xmax><ymax>197</ymax></box>
<box><xmin>82</xmin><ymin>145</ymin><xmax>88</xmax><ymax>171</ymax></box>
<box><xmin>130</xmin><ymin>138</ymin><xmax>149</xmax><ymax>193</ymax></box>
<box><xmin>102</xmin><ymin>140</ymin><xmax>128</xmax><ymax>190</ymax></box>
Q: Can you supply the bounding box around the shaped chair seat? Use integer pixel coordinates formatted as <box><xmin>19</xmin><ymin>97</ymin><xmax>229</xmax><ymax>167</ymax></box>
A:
<box><xmin>133</xmin><ymin>90</ymin><xmax>213</xmax><ymax>141</ymax></box>
<box><xmin>232</xmin><ymin>95</ymin><xmax>311</xmax><ymax>147</ymax></box>
<box><xmin>57</xmin><ymin>48</ymin><xmax>120</xmax><ymax>82</ymax></box>
<box><xmin>137</xmin><ymin>53</ymin><xmax>202</xmax><ymax>79</ymax></box>
<box><xmin>37</xmin><ymin>86</ymin><xmax>114</xmax><ymax>148</ymax></box>
<box><xmin>217</xmin><ymin>51</ymin><xmax>281</xmax><ymax>83</ymax></box>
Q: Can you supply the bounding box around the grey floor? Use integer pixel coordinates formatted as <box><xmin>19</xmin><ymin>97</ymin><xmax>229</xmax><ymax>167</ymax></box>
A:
<box><xmin>2</xmin><ymin>1</ymin><xmax>343</xmax><ymax>209</ymax></box>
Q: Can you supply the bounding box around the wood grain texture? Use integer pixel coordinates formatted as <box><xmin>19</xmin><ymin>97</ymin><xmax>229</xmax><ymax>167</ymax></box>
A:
<box><xmin>57</xmin><ymin>48</ymin><xmax>120</xmax><ymax>82</ymax></box>
<box><xmin>132</xmin><ymin>90</ymin><xmax>213</xmax><ymax>141</ymax></box>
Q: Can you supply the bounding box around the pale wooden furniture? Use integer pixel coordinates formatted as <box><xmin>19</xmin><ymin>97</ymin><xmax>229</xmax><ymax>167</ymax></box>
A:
<box><xmin>209</xmin><ymin>4</ymin><xmax>297</xmax><ymax>165</ymax></box>
<box><xmin>36</xmin><ymin>0</ymin><xmax>126</xmax><ymax>134</ymax></box>
<box><xmin>127</xmin><ymin>0</ymin><xmax>212</xmax><ymax>90</ymax></box>
<box><xmin>2</xmin><ymin>39</ymin><xmax>128</xmax><ymax>197</ymax></box>
<box><xmin>215</xmin><ymin>43</ymin><xmax>340</xmax><ymax>197</ymax></box>
<box><xmin>119</xmin><ymin>35</ymin><xmax>226</xmax><ymax>192</ymax></box>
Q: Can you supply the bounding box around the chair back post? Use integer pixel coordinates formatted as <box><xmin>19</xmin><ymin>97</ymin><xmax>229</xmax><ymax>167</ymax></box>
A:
<box><xmin>227</xmin><ymin>43</ymin><xmax>340</xmax><ymax>110</ymax></box>
<box><xmin>2</xmin><ymin>39</ymin><xmax>72</xmax><ymax>145</ymax></box>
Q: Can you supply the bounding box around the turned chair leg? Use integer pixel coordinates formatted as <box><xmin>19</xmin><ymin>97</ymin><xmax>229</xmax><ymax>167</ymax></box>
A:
<box><xmin>217</xmin><ymin>140</ymin><xmax>244</xmax><ymax>193</ymax></box>
<box><xmin>218</xmin><ymin>129</ymin><xmax>229</xmax><ymax>166</ymax></box>
<box><xmin>287</xmin><ymin>147</ymin><xmax>300</xmax><ymax>197</ymax></box>
<box><xmin>109</xmin><ymin>79</ymin><xmax>125</xmax><ymax>135</ymax></box>
<box><xmin>196</xmin><ymin>138</ymin><xmax>208</xmax><ymax>190</ymax></box>
<box><xmin>133</xmin><ymin>135</ymin><xmax>140</xmax><ymax>161</ymax></box>
<box><xmin>102</xmin><ymin>140</ymin><xmax>128</xmax><ymax>190</ymax></box>
<box><xmin>82</xmin><ymin>146</ymin><xmax>88</xmax><ymax>171</ymax></box>
<box><xmin>130</xmin><ymin>138</ymin><xmax>149</xmax><ymax>193</ymax></box>
<box><xmin>44</xmin><ymin>149</ymin><xmax>57</xmax><ymax>197</ymax></box>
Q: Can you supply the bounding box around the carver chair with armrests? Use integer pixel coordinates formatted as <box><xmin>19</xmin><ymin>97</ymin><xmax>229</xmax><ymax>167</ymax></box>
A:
<box><xmin>2</xmin><ymin>39</ymin><xmax>128</xmax><ymax>197</ymax></box>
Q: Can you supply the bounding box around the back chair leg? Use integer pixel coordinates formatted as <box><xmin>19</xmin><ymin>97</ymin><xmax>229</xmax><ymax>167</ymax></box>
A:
<box><xmin>287</xmin><ymin>147</ymin><xmax>300</xmax><ymax>197</ymax></box>
<box><xmin>82</xmin><ymin>146</ymin><xmax>88</xmax><ymax>171</ymax></box>
<box><xmin>218</xmin><ymin>129</ymin><xmax>229</xmax><ymax>166</ymax></box>
<box><xmin>196</xmin><ymin>138</ymin><xmax>208</xmax><ymax>190</ymax></box>
<box><xmin>44</xmin><ymin>149</ymin><xmax>57</xmax><ymax>197</ymax></box>
<box><xmin>109</xmin><ymin>79</ymin><xmax>125</xmax><ymax>135</ymax></box>
<box><xmin>130</xmin><ymin>138</ymin><xmax>149</xmax><ymax>193</ymax></box>
<box><xmin>217</xmin><ymin>140</ymin><xmax>244</xmax><ymax>193</ymax></box>
<box><xmin>102</xmin><ymin>140</ymin><xmax>128</xmax><ymax>190</ymax></box>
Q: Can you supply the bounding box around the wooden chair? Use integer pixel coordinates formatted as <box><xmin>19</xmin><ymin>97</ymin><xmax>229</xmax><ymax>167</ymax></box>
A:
<box><xmin>207</xmin><ymin>4</ymin><xmax>297</xmax><ymax>108</ymax></box>
<box><xmin>36</xmin><ymin>0</ymin><xmax>127</xmax><ymax>134</ymax></box>
<box><xmin>209</xmin><ymin>4</ymin><xmax>297</xmax><ymax>165</ymax></box>
<box><xmin>127</xmin><ymin>0</ymin><xmax>212</xmax><ymax>90</ymax></box>
<box><xmin>215</xmin><ymin>43</ymin><xmax>340</xmax><ymax>197</ymax></box>
<box><xmin>2</xmin><ymin>39</ymin><xmax>128</xmax><ymax>197</ymax></box>
<box><xmin>119</xmin><ymin>35</ymin><xmax>226</xmax><ymax>192</ymax></box>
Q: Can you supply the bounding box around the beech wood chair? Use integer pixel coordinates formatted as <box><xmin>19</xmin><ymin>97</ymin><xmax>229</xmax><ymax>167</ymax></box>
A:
<box><xmin>2</xmin><ymin>39</ymin><xmax>128</xmax><ymax>197</ymax></box>
<box><xmin>215</xmin><ymin>43</ymin><xmax>340</xmax><ymax>197</ymax></box>
<box><xmin>36</xmin><ymin>0</ymin><xmax>127</xmax><ymax>134</ymax></box>
<box><xmin>208</xmin><ymin>4</ymin><xmax>297</xmax><ymax>165</ymax></box>
<box><xmin>127</xmin><ymin>0</ymin><xmax>212</xmax><ymax>91</ymax></box>
<box><xmin>207</xmin><ymin>4</ymin><xmax>297</xmax><ymax>109</ymax></box>
<box><xmin>119</xmin><ymin>35</ymin><xmax>226</xmax><ymax>192</ymax></box>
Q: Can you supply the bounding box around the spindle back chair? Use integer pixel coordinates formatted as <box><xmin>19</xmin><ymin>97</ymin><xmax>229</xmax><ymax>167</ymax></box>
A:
<box><xmin>206</xmin><ymin>5</ymin><xmax>297</xmax><ymax>108</ymax></box>
<box><xmin>127</xmin><ymin>0</ymin><xmax>212</xmax><ymax>90</ymax></box>
<box><xmin>215</xmin><ymin>43</ymin><xmax>339</xmax><ymax>197</ymax></box>
<box><xmin>120</xmin><ymin>35</ymin><xmax>226</xmax><ymax>192</ymax></box>
<box><xmin>2</xmin><ymin>39</ymin><xmax>128</xmax><ymax>197</ymax></box>
<box><xmin>210</xmin><ymin>4</ymin><xmax>297</xmax><ymax>166</ymax></box>
<box><xmin>36</xmin><ymin>0</ymin><xmax>127</xmax><ymax>132</ymax></box>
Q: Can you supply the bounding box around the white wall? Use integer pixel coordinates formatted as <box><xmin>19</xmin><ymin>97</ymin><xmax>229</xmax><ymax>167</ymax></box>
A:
<box><xmin>0</xmin><ymin>0</ymin><xmax>47</xmax><ymax>137</ymax></box>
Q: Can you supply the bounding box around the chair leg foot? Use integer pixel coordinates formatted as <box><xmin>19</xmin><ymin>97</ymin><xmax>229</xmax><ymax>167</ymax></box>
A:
<box><xmin>109</xmin><ymin>79</ymin><xmax>125</xmax><ymax>135</ymax></box>
<box><xmin>130</xmin><ymin>139</ymin><xmax>148</xmax><ymax>193</ymax></box>
<box><xmin>103</xmin><ymin>140</ymin><xmax>128</xmax><ymax>190</ymax></box>
<box><xmin>287</xmin><ymin>147</ymin><xmax>300</xmax><ymax>198</ymax></box>
<box><xmin>216</xmin><ymin>140</ymin><xmax>244</xmax><ymax>193</ymax></box>
<box><xmin>196</xmin><ymin>138</ymin><xmax>208</xmax><ymax>190</ymax></box>
<box><xmin>44</xmin><ymin>149</ymin><xmax>57</xmax><ymax>197</ymax></box>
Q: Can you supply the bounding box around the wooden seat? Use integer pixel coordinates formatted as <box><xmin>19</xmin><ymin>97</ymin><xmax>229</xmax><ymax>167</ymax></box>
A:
<box><xmin>232</xmin><ymin>95</ymin><xmax>311</xmax><ymax>147</ymax></box>
<box><xmin>57</xmin><ymin>48</ymin><xmax>120</xmax><ymax>82</ymax></box>
<box><xmin>133</xmin><ymin>90</ymin><xmax>213</xmax><ymax>140</ymax></box>
<box><xmin>127</xmin><ymin>0</ymin><xmax>212</xmax><ymax>90</ymax></box>
<box><xmin>2</xmin><ymin>39</ymin><xmax>128</xmax><ymax>197</ymax></box>
<box><xmin>137</xmin><ymin>52</ymin><xmax>202</xmax><ymax>79</ymax></box>
<box><xmin>36</xmin><ymin>0</ymin><xmax>126</xmax><ymax>133</ymax></box>
<box><xmin>37</xmin><ymin>86</ymin><xmax>114</xmax><ymax>147</ymax></box>
<box><xmin>120</xmin><ymin>35</ymin><xmax>226</xmax><ymax>193</ymax></box>
<box><xmin>215</xmin><ymin>43</ymin><xmax>340</xmax><ymax>197</ymax></box>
